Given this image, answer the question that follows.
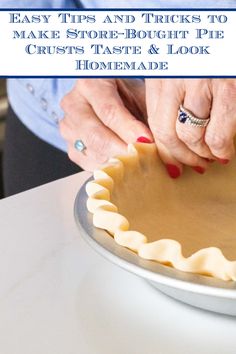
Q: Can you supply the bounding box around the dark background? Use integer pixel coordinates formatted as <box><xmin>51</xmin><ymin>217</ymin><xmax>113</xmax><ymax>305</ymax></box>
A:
<box><xmin>0</xmin><ymin>79</ymin><xmax>7</xmax><ymax>199</ymax></box>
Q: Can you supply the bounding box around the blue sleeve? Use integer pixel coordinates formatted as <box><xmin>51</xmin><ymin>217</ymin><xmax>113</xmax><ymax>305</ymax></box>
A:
<box><xmin>43</xmin><ymin>78</ymin><xmax>77</xmax><ymax>119</ymax></box>
<box><xmin>8</xmin><ymin>78</ymin><xmax>77</xmax><ymax>121</ymax></box>
<box><xmin>0</xmin><ymin>0</ymin><xmax>78</xmax><ymax>9</ymax></box>
<box><xmin>7</xmin><ymin>78</ymin><xmax>78</xmax><ymax>151</ymax></box>
<box><xmin>4</xmin><ymin>0</ymin><xmax>80</xmax><ymax>126</ymax></box>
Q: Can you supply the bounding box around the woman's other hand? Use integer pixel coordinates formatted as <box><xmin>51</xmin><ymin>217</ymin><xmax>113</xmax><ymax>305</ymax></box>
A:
<box><xmin>145</xmin><ymin>79</ymin><xmax>236</xmax><ymax>178</ymax></box>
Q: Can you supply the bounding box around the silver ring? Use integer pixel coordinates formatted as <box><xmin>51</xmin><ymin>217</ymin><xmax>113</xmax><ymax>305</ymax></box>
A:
<box><xmin>178</xmin><ymin>105</ymin><xmax>210</xmax><ymax>128</ymax></box>
<box><xmin>74</xmin><ymin>139</ymin><xmax>86</xmax><ymax>153</ymax></box>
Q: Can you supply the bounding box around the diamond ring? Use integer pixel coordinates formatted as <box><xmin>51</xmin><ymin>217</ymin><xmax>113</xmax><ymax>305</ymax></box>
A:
<box><xmin>178</xmin><ymin>105</ymin><xmax>210</xmax><ymax>128</ymax></box>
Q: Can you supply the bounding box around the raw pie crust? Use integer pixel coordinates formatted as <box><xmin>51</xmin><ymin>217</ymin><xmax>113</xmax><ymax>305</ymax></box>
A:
<box><xmin>86</xmin><ymin>143</ymin><xmax>236</xmax><ymax>281</ymax></box>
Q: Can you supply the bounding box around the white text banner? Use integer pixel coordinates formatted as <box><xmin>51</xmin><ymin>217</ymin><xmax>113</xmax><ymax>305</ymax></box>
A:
<box><xmin>0</xmin><ymin>9</ymin><xmax>234</xmax><ymax>76</ymax></box>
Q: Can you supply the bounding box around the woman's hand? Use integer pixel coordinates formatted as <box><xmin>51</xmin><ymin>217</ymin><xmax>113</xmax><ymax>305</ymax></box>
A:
<box><xmin>145</xmin><ymin>78</ymin><xmax>236</xmax><ymax>178</ymax></box>
<box><xmin>60</xmin><ymin>79</ymin><xmax>152</xmax><ymax>171</ymax></box>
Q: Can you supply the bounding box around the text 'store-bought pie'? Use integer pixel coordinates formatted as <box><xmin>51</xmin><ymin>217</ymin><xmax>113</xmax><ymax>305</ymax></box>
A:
<box><xmin>86</xmin><ymin>143</ymin><xmax>236</xmax><ymax>281</ymax></box>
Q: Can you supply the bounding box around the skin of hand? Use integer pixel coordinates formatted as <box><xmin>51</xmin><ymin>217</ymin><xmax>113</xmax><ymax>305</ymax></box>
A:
<box><xmin>59</xmin><ymin>79</ymin><xmax>153</xmax><ymax>171</ymax></box>
<box><xmin>145</xmin><ymin>78</ymin><xmax>236</xmax><ymax>178</ymax></box>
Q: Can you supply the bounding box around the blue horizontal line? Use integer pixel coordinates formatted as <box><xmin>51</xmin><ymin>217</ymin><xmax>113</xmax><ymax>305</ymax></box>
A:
<box><xmin>1</xmin><ymin>8</ymin><xmax>235</xmax><ymax>11</ymax></box>
<box><xmin>1</xmin><ymin>76</ymin><xmax>236</xmax><ymax>78</ymax></box>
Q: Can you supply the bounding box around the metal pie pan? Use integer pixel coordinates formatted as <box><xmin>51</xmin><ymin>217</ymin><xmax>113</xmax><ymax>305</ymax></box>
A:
<box><xmin>74</xmin><ymin>179</ymin><xmax>236</xmax><ymax>316</ymax></box>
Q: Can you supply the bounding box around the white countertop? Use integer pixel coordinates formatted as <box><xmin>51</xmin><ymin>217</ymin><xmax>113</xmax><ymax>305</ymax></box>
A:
<box><xmin>0</xmin><ymin>172</ymin><xmax>236</xmax><ymax>354</ymax></box>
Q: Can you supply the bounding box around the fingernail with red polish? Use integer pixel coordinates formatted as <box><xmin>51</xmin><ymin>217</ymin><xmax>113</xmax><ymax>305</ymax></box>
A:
<box><xmin>166</xmin><ymin>164</ymin><xmax>181</xmax><ymax>179</ymax></box>
<box><xmin>192</xmin><ymin>166</ymin><xmax>206</xmax><ymax>174</ymax></box>
<box><xmin>136</xmin><ymin>136</ymin><xmax>152</xmax><ymax>143</ymax></box>
<box><xmin>217</xmin><ymin>158</ymin><xmax>229</xmax><ymax>165</ymax></box>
